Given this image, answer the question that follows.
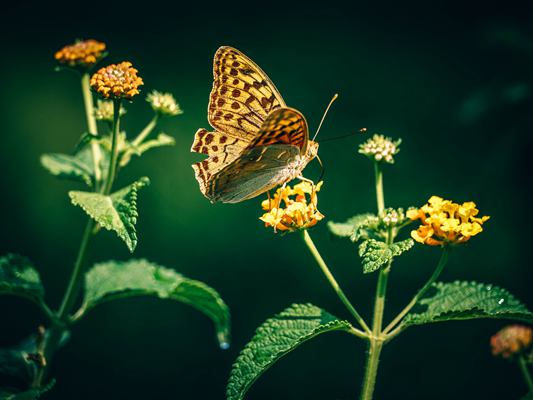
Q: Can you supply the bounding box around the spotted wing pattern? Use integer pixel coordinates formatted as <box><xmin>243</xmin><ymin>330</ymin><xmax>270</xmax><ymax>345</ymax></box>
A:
<box><xmin>248</xmin><ymin>107</ymin><xmax>308</xmax><ymax>150</ymax></box>
<box><xmin>208</xmin><ymin>46</ymin><xmax>286</xmax><ymax>141</ymax></box>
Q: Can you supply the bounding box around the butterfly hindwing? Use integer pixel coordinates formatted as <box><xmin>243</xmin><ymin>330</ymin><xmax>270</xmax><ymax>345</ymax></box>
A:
<box><xmin>208</xmin><ymin>144</ymin><xmax>301</xmax><ymax>203</ymax></box>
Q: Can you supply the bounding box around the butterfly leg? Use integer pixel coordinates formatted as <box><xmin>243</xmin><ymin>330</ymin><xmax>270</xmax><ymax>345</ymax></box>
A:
<box><xmin>273</xmin><ymin>183</ymin><xmax>287</xmax><ymax>233</ymax></box>
<box><xmin>297</xmin><ymin>175</ymin><xmax>317</xmax><ymax>201</ymax></box>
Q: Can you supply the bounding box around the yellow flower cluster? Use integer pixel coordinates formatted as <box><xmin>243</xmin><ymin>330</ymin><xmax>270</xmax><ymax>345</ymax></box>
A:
<box><xmin>55</xmin><ymin>39</ymin><xmax>106</xmax><ymax>68</ymax></box>
<box><xmin>407</xmin><ymin>196</ymin><xmax>489</xmax><ymax>246</ymax></box>
<box><xmin>491</xmin><ymin>324</ymin><xmax>533</xmax><ymax>359</ymax></box>
<box><xmin>146</xmin><ymin>90</ymin><xmax>183</xmax><ymax>116</ymax></box>
<box><xmin>90</xmin><ymin>62</ymin><xmax>144</xmax><ymax>100</ymax></box>
<box><xmin>260</xmin><ymin>182</ymin><xmax>324</xmax><ymax>233</ymax></box>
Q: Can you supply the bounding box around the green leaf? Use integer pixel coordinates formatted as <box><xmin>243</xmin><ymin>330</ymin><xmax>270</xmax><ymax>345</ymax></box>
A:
<box><xmin>69</xmin><ymin>177</ymin><xmax>150</xmax><ymax>252</ymax></box>
<box><xmin>82</xmin><ymin>259</ymin><xmax>230</xmax><ymax>347</ymax></box>
<box><xmin>0</xmin><ymin>255</ymin><xmax>44</xmax><ymax>305</ymax></box>
<box><xmin>358</xmin><ymin>238</ymin><xmax>414</xmax><ymax>273</ymax></box>
<box><xmin>226</xmin><ymin>303</ymin><xmax>353</xmax><ymax>400</ymax></box>
<box><xmin>0</xmin><ymin>380</ymin><xmax>55</xmax><ymax>400</ymax></box>
<box><xmin>40</xmin><ymin>152</ymin><xmax>93</xmax><ymax>187</ymax></box>
<box><xmin>327</xmin><ymin>213</ymin><xmax>375</xmax><ymax>239</ymax></box>
<box><xmin>120</xmin><ymin>133</ymin><xmax>175</xmax><ymax>167</ymax></box>
<box><xmin>403</xmin><ymin>281</ymin><xmax>533</xmax><ymax>327</ymax></box>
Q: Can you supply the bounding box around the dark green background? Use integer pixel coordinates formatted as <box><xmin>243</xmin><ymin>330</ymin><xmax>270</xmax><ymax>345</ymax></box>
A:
<box><xmin>1</xmin><ymin>2</ymin><xmax>532</xmax><ymax>399</ymax></box>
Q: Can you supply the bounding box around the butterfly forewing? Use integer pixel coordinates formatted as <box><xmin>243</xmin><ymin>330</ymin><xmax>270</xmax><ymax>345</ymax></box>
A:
<box><xmin>250</xmin><ymin>107</ymin><xmax>308</xmax><ymax>151</ymax></box>
<box><xmin>209</xmin><ymin>46</ymin><xmax>286</xmax><ymax>141</ymax></box>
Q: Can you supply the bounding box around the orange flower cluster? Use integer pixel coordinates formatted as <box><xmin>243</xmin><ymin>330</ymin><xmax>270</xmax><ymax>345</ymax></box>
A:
<box><xmin>407</xmin><ymin>196</ymin><xmax>489</xmax><ymax>246</ymax></box>
<box><xmin>260</xmin><ymin>182</ymin><xmax>324</xmax><ymax>233</ymax></box>
<box><xmin>491</xmin><ymin>325</ymin><xmax>533</xmax><ymax>359</ymax></box>
<box><xmin>55</xmin><ymin>39</ymin><xmax>106</xmax><ymax>68</ymax></box>
<box><xmin>90</xmin><ymin>62</ymin><xmax>144</xmax><ymax>100</ymax></box>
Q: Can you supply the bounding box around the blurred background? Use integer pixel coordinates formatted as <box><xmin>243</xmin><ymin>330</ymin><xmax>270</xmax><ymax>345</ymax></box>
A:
<box><xmin>1</xmin><ymin>1</ymin><xmax>532</xmax><ymax>399</ymax></box>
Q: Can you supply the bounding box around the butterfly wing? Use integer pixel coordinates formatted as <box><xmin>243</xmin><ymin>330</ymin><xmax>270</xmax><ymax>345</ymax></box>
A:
<box><xmin>192</xmin><ymin>46</ymin><xmax>289</xmax><ymax>198</ymax></box>
<box><xmin>208</xmin><ymin>144</ymin><xmax>301</xmax><ymax>203</ymax></box>
<box><xmin>203</xmin><ymin>108</ymin><xmax>310</xmax><ymax>203</ymax></box>
<box><xmin>249</xmin><ymin>107</ymin><xmax>309</xmax><ymax>152</ymax></box>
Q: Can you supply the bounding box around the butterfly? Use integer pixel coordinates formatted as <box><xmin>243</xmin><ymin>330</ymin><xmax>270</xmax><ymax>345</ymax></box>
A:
<box><xmin>191</xmin><ymin>46</ymin><xmax>327</xmax><ymax>204</ymax></box>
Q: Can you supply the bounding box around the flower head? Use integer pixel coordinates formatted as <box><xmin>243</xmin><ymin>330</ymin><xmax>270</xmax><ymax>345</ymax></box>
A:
<box><xmin>260</xmin><ymin>181</ymin><xmax>324</xmax><ymax>233</ymax></box>
<box><xmin>94</xmin><ymin>100</ymin><xmax>127</xmax><ymax>121</ymax></box>
<box><xmin>407</xmin><ymin>196</ymin><xmax>489</xmax><ymax>246</ymax></box>
<box><xmin>491</xmin><ymin>325</ymin><xmax>533</xmax><ymax>359</ymax></box>
<box><xmin>55</xmin><ymin>39</ymin><xmax>106</xmax><ymax>68</ymax></box>
<box><xmin>359</xmin><ymin>134</ymin><xmax>401</xmax><ymax>163</ymax></box>
<box><xmin>146</xmin><ymin>90</ymin><xmax>183</xmax><ymax>116</ymax></box>
<box><xmin>90</xmin><ymin>62</ymin><xmax>144</xmax><ymax>100</ymax></box>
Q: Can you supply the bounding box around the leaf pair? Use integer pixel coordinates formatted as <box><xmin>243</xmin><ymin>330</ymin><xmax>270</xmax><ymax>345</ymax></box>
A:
<box><xmin>227</xmin><ymin>282</ymin><xmax>533</xmax><ymax>400</ymax></box>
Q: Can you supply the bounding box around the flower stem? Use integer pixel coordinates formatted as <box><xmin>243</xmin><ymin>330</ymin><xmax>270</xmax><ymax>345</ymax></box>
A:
<box><xmin>519</xmin><ymin>355</ymin><xmax>533</xmax><ymax>393</ymax></box>
<box><xmin>359</xmin><ymin>161</ymin><xmax>389</xmax><ymax>400</ymax></box>
<box><xmin>131</xmin><ymin>114</ymin><xmax>159</xmax><ymax>147</ymax></box>
<box><xmin>374</xmin><ymin>162</ymin><xmax>384</xmax><ymax>214</ymax></box>
<box><xmin>302</xmin><ymin>230</ymin><xmax>370</xmax><ymax>336</ymax></box>
<box><xmin>101</xmin><ymin>99</ymin><xmax>121</xmax><ymax>195</ymax></box>
<box><xmin>81</xmin><ymin>73</ymin><xmax>102</xmax><ymax>189</ymax></box>
<box><xmin>34</xmin><ymin>218</ymin><xmax>95</xmax><ymax>386</ymax></box>
<box><xmin>382</xmin><ymin>247</ymin><xmax>449</xmax><ymax>336</ymax></box>
<box><xmin>35</xmin><ymin>98</ymin><xmax>123</xmax><ymax>387</ymax></box>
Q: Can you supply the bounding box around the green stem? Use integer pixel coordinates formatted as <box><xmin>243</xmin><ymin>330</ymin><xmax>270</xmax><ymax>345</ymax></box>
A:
<box><xmin>34</xmin><ymin>218</ymin><xmax>95</xmax><ymax>386</ymax></box>
<box><xmin>382</xmin><ymin>247</ymin><xmax>449</xmax><ymax>336</ymax></box>
<box><xmin>101</xmin><ymin>99</ymin><xmax>121</xmax><ymax>195</ymax></box>
<box><xmin>359</xmin><ymin>161</ymin><xmax>389</xmax><ymax>400</ymax></box>
<box><xmin>131</xmin><ymin>114</ymin><xmax>159</xmax><ymax>147</ymax></box>
<box><xmin>35</xmin><ymin>98</ymin><xmax>123</xmax><ymax>387</ymax></box>
<box><xmin>519</xmin><ymin>355</ymin><xmax>533</xmax><ymax>393</ymax></box>
<box><xmin>360</xmin><ymin>339</ymin><xmax>384</xmax><ymax>400</ymax></box>
<box><xmin>302</xmin><ymin>230</ymin><xmax>370</xmax><ymax>336</ymax></box>
<box><xmin>374</xmin><ymin>162</ymin><xmax>384</xmax><ymax>214</ymax></box>
<box><xmin>81</xmin><ymin>73</ymin><xmax>102</xmax><ymax>189</ymax></box>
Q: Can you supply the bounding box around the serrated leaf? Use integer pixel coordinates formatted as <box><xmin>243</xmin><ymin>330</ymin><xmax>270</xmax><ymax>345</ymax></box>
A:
<box><xmin>120</xmin><ymin>133</ymin><xmax>175</xmax><ymax>167</ymax></box>
<box><xmin>226</xmin><ymin>303</ymin><xmax>353</xmax><ymax>400</ymax></box>
<box><xmin>327</xmin><ymin>213</ymin><xmax>375</xmax><ymax>238</ymax></box>
<box><xmin>0</xmin><ymin>255</ymin><xmax>44</xmax><ymax>305</ymax></box>
<box><xmin>69</xmin><ymin>177</ymin><xmax>149</xmax><ymax>252</ymax></box>
<box><xmin>0</xmin><ymin>379</ymin><xmax>55</xmax><ymax>400</ymax></box>
<box><xmin>358</xmin><ymin>238</ymin><xmax>414</xmax><ymax>273</ymax></box>
<box><xmin>40</xmin><ymin>152</ymin><xmax>93</xmax><ymax>187</ymax></box>
<box><xmin>82</xmin><ymin>259</ymin><xmax>230</xmax><ymax>347</ymax></box>
<box><xmin>403</xmin><ymin>281</ymin><xmax>533</xmax><ymax>327</ymax></box>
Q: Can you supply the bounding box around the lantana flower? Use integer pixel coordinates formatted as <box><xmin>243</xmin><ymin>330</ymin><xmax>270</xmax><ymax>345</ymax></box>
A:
<box><xmin>90</xmin><ymin>62</ymin><xmax>144</xmax><ymax>100</ymax></box>
<box><xmin>260</xmin><ymin>181</ymin><xmax>324</xmax><ymax>233</ymax></box>
<box><xmin>407</xmin><ymin>196</ymin><xmax>489</xmax><ymax>246</ymax></box>
<box><xmin>359</xmin><ymin>134</ymin><xmax>401</xmax><ymax>163</ymax></box>
<box><xmin>146</xmin><ymin>90</ymin><xmax>183</xmax><ymax>116</ymax></box>
<box><xmin>491</xmin><ymin>325</ymin><xmax>533</xmax><ymax>359</ymax></box>
<box><xmin>55</xmin><ymin>39</ymin><xmax>106</xmax><ymax>68</ymax></box>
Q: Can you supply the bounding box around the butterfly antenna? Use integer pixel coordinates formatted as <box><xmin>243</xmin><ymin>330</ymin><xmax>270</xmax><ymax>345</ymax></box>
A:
<box><xmin>319</xmin><ymin>128</ymin><xmax>368</xmax><ymax>143</ymax></box>
<box><xmin>312</xmin><ymin>93</ymin><xmax>338</xmax><ymax>141</ymax></box>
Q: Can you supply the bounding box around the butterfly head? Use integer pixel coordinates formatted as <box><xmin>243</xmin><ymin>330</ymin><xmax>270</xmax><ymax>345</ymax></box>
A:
<box><xmin>306</xmin><ymin>140</ymin><xmax>320</xmax><ymax>161</ymax></box>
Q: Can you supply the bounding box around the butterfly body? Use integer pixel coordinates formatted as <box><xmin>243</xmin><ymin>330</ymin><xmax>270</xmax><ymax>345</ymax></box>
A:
<box><xmin>192</xmin><ymin>46</ymin><xmax>318</xmax><ymax>203</ymax></box>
